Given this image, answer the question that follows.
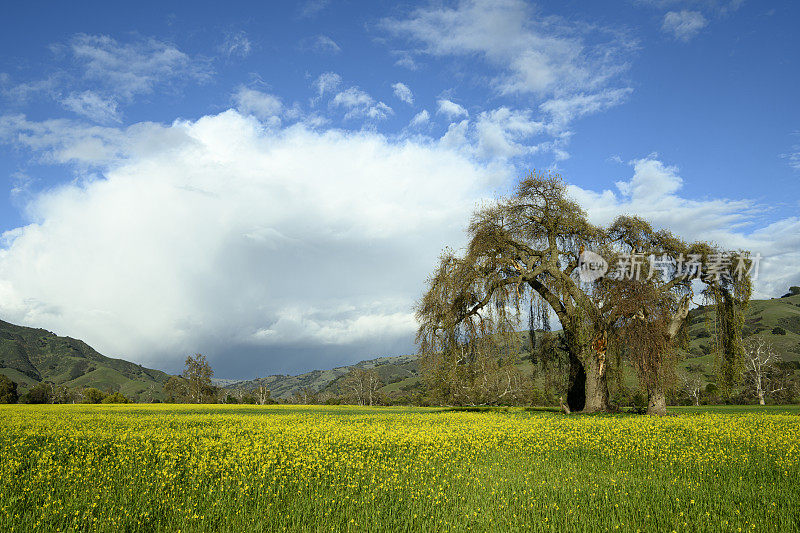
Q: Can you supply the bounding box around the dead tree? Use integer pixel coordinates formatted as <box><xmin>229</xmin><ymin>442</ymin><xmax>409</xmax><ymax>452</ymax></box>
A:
<box><xmin>679</xmin><ymin>372</ymin><xmax>703</xmax><ymax>406</ymax></box>
<box><xmin>743</xmin><ymin>337</ymin><xmax>785</xmax><ymax>405</ymax></box>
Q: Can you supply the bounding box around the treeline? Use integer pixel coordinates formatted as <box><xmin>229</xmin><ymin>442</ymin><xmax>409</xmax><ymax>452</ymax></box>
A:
<box><xmin>165</xmin><ymin>356</ymin><xmax>387</xmax><ymax>407</ymax></box>
<box><xmin>0</xmin><ymin>376</ymin><xmax>132</xmax><ymax>404</ymax></box>
<box><xmin>161</xmin><ymin>354</ymin><xmax>279</xmax><ymax>405</ymax></box>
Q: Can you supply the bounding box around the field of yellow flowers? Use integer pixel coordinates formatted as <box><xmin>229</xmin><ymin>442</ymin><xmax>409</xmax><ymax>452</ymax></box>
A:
<box><xmin>0</xmin><ymin>404</ymin><xmax>798</xmax><ymax>532</ymax></box>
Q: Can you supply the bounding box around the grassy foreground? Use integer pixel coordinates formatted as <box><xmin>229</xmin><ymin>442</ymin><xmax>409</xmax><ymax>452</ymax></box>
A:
<box><xmin>1</xmin><ymin>405</ymin><xmax>798</xmax><ymax>532</ymax></box>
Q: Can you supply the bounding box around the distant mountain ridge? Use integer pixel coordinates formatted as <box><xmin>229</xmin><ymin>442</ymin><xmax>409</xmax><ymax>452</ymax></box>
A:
<box><xmin>223</xmin><ymin>354</ymin><xmax>419</xmax><ymax>400</ymax></box>
<box><xmin>0</xmin><ymin>319</ymin><xmax>169</xmax><ymax>401</ymax></box>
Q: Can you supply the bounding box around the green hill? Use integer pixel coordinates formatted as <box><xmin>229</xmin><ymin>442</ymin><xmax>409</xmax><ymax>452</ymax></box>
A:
<box><xmin>0</xmin><ymin>319</ymin><xmax>169</xmax><ymax>401</ymax></box>
<box><xmin>673</xmin><ymin>292</ymin><xmax>800</xmax><ymax>387</ymax></box>
<box><xmin>225</xmin><ymin>292</ymin><xmax>800</xmax><ymax>402</ymax></box>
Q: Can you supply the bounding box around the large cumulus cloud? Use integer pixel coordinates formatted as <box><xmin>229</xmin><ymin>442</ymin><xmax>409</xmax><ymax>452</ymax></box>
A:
<box><xmin>0</xmin><ymin>110</ymin><xmax>507</xmax><ymax>375</ymax></box>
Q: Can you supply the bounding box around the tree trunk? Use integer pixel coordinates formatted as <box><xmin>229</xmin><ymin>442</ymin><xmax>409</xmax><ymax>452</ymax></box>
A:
<box><xmin>758</xmin><ymin>391</ymin><xmax>765</xmax><ymax>405</ymax></box>
<box><xmin>582</xmin><ymin>349</ymin><xmax>611</xmax><ymax>412</ymax></box>
<box><xmin>647</xmin><ymin>387</ymin><xmax>667</xmax><ymax>416</ymax></box>
<box><xmin>566</xmin><ymin>352</ymin><xmax>585</xmax><ymax>412</ymax></box>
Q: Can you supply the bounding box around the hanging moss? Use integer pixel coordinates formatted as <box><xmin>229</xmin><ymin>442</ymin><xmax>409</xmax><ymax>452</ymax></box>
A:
<box><xmin>709</xmin><ymin>254</ymin><xmax>752</xmax><ymax>396</ymax></box>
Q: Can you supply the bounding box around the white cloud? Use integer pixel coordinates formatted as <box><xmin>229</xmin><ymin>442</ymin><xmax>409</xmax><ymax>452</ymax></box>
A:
<box><xmin>539</xmin><ymin>88</ymin><xmax>632</xmax><ymax>130</ymax></box>
<box><xmin>393</xmin><ymin>51</ymin><xmax>418</xmax><ymax>70</ymax></box>
<box><xmin>474</xmin><ymin>107</ymin><xmax>544</xmax><ymax>159</ymax></box>
<box><xmin>614</xmin><ymin>157</ymin><xmax>683</xmax><ymax>200</ymax></box>
<box><xmin>67</xmin><ymin>34</ymin><xmax>212</xmax><ymax>100</ymax></box>
<box><xmin>61</xmin><ymin>91</ymin><xmax>121</xmax><ymax>124</ymax></box>
<box><xmin>0</xmin><ymin>110</ymin><xmax>505</xmax><ymax>371</ymax></box>
<box><xmin>637</xmin><ymin>0</ymin><xmax>743</xmax><ymax>17</ymax></box>
<box><xmin>410</xmin><ymin>110</ymin><xmax>430</xmax><ymax>127</ymax></box>
<box><xmin>332</xmin><ymin>87</ymin><xmax>373</xmax><ymax>109</ymax></box>
<box><xmin>437</xmin><ymin>99</ymin><xmax>468</xmax><ymax>119</ymax></box>
<box><xmin>299</xmin><ymin>0</ymin><xmax>330</xmax><ymax>18</ymax></box>
<box><xmin>662</xmin><ymin>11</ymin><xmax>708</xmax><ymax>42</ymax></box>
<box><xmin>392</xmin><ymin>82</ymin><xmax>414</xmax><ymax>104</ymax></box>
<box><xmin>2</xmin><ymin>113</ymin><xmax>797</xmax><ymax>372</ymax></box>
<box><xmin>0</xmin><ymin>75</ymin><xmax>62</xmax><ymax>104</ymax></box>
<box><xmin>568</xmin><ymin>155</ymin><xmax>799</xmax><ymax>298</ymax></box>
<box><xmin>381</xmin><ymin>1</ymin><xmax>636</xmax><ymax>160</ymax></box>
<box><xmin>383</xmin><ymin>0</ymin><xmax>632</xmax><ymax>97</ymax></box>
<box><xmin>0</xmin><ymin>114</ymin><xmax>190</xmax><ymax>167</ymax></box>
<box><xmin>10</xmin><ymin>172</ymin><xmax>35</xmax><ymax>200</ymax></box>
<box><xmin>253</xmin><ymin>308</ymin><xmax>416</xmax><ymax>345</ymax></box>
<box><xmin>310</xmin><ymin>35</ymin><xmax>341</xmax><ymax>54</ymax></box>
<box><xmin>781</xmin><ymin>138</ymin><xmax>800</xmax><ymax>171</ymax></box>
<box><xmin>220</xmin><ymin>31</ymin><xmax>252</xmax><ymax>58</ymax></box>
<box><xmin>439</xmin><ymin>119</ymin><xmax>470</xmax><ymax>151</ymax></box>
<box><xmin>367</xmin><ymin>102</ymin><xmax>393</xmax><ymax>120</ymax></box>
<box><xmin>313</xmin><ymin>72</ymin><xmax>342</xmax><ymax>99</ymax></box>
<box><xmin>233</xmin><ymin>87</ymin><xmax>283</xmax><ymax>123</ymax></box>
<box><xmin>332</xmin><ymin>87</ymin><xmax>393</xmax><ymax>120</ymax></box>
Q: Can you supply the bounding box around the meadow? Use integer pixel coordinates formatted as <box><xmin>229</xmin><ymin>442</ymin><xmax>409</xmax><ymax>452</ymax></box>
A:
<box><xmin>1</xmin><ymin>405</ymin><xmax>798</xmax><ymax>532</ymax></box>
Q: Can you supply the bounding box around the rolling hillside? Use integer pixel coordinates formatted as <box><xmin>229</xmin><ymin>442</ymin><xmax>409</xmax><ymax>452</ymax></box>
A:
<box><xmin>674</xmin><ymin>291</ymin><xmax>800</xmax><ymax>386</ymax></box>
<box><xmin>226</xmin><ymin>291</ymin><xmax>800</xmax><ymax>401</ymax></box>
<box><xmin>0</xmin><ymin>319</ymin><xmax>169</xmax><ymax>400</ymax></box>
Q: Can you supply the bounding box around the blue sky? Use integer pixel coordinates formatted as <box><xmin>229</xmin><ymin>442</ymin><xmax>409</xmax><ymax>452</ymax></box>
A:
<box><xmin>0</xmin><ymin>0</ymin><xmax>798</xmax><ymax>378</ymax></box>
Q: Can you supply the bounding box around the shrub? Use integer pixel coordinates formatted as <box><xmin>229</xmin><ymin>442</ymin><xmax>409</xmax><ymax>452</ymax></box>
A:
<box><xmin>0</xmin><ymin>375</ymin><xmax>18</xmax><ymax>404</ymax></box>
<box><xmin>101</xmin><ymin>392</ymin><xmax>131</xmax><ymax>404</ymax></box>
<box><xmin>82</xmin><ymin>388</ymin><xmax>107</xmax><ymax>404</ymax></box>
<box><xmin>20</xmin><ymin>383</ymin><xmax>52</xmax><ymax>404</ymax></box>
<box><xmin>631</xmin><ymin>391</ymin><xmax>647</xmax><ymax>409</ymax></box>
<box><xmin>772</xmin><ymin>326</ymin><xmax>787</xmax><ymax>335</ymax></box>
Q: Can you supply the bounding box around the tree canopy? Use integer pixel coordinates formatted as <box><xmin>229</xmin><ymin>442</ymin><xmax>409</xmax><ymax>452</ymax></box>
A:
<box><xmin>416</xmin><ymin>171</ymin><xmax>752</xmax><ymax>414</ymax></box>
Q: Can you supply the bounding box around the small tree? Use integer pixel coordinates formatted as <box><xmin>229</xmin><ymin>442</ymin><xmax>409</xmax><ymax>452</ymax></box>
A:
<box><xmin>20</xmin><ymin>383</ymin><xmax>53</xmax><ymax>404</ymax></box>
<box><xmin>342</xmin><ymin>368</ymin><xmax>382</xmax><ymax>406</ymax></box>
<box><xmin>182</xmin><ymin>354</ymin><xmax>214</xmax><ymax>403</ymax></box>
<box><xmin>678</xmin><ymin>371</ymin><xmax>703</xmax><ymax>406</ymax></box>
<box><xmin>101</xmin><ymin>392</ymin><xmax>131</xmax><ymax>404</ymax></box>
<box><xmin>52</xmin><ymin>385</ymin><xmax>78</xmax><ymax>404</ymax></box>
<box><xmin>421</xmin><ymin>335</ymin><xmax>526</xmax><ymax>406</ymax></box>
<box><xmin>163</xmin><ymin>376</ymin><xmax>189</xmax><ymax>403</ymax></box>
<box><xmin>255</xmin><ymin>385</ymin><xmax>272</xmax><ymax>405</ymax></box>
<box><xmin>0</xmin><ymin>375</ymin><xmax>18</xmax><ymax>404</ymax></box>
<box><xmin>82</xmin><ymin>387</ymin><xmax>107</xmax><ymax>404</ymax></box>
<box><xmin>293</xmin><ymin>388</ymin><xmax>319</xmax><ymax>405</ymax></box>
<box><xmin>743</xmin><ymin>337</ymin><xmax>785</xmax><ymax>405</ymax></box>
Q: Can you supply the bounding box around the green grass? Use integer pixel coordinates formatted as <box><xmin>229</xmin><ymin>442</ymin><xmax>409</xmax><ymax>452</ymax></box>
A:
<box><xmin>1</xmin><ymin>404</ymin><xmax>798</xmax><ymax>532</ymax></box>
